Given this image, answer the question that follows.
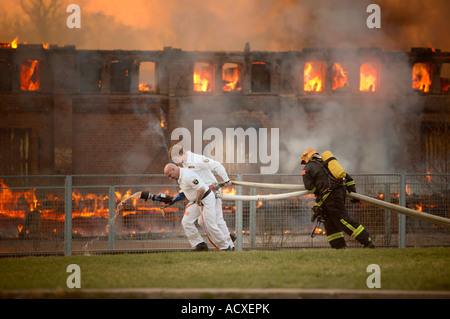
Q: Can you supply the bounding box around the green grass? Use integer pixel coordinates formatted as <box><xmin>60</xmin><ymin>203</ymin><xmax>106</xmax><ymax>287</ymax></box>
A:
<box><xmin>0</xmin><ymin>247</ymin><xmax>449</xmax><ymax>291</ymax></box>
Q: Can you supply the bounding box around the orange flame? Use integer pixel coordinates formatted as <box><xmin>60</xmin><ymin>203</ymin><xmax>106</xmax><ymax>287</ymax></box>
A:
<box><xmin>304</xmin><ymin>62</ymin><xmax>324</xmax><ymax>92</ymax></box>
<box><xmin>11</xmin><ymin>36</ymin><xmax>18</xmax><ymax>49</ymax></box>
<box><xmin>222</xmin><ymin>188</ymin><xmax>236</xmax><ymax>196</ymax></box>
<box><xmin>139</xmin><ymin>82</ymin><xmax>151</xmax><ymax>92</ymax></box>
<box><xmin>314</xmin><ymin>227</ymin><xmax>326</xmax><ymax>234</ymax></box>
<box><xmin>412</xmin><ymin>63</ymin><xmax>432</xmax><ymax>92</ymax></box>
<box><xmin>222</xmin><ymin>63</ymin><xmax>242</xmax><ymax>91</ymax></box>
<box><xmin>194</xmin><ymin>62</ymin><xmax>214</xmax><ymax>92</ymax></box>
<box><xmin>0</xmin><ymin>179</ymin><xmax>181</xmax><ymax>222</ymax></box>
<box><xmin>21</xmin><ymin>59</ymin><xmax>40</xmax><ymax>91</ymax></box>
<box><xmin>332</xmin><ymin>63</ymin><xmax>349</xmax><ymax>90</ymax></box>
<box><xmin>405</xmin><ymin>184</ymin><xmax>411</xmax><ymax>196</ymax></box>
<box><xmin>360</xmin><ymin>62</ymin><xmax>378</xmax><ymax>92</ymax></box>
<box><xmin>0</xmin><ymin>36</ymin><xmax>18</xmax><ymax>49</ymax></box>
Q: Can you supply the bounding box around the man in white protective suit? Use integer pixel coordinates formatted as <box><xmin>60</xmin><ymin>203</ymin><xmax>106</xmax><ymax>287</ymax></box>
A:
<box><xmin>163</xmin><ymin>163</ymin><xmax>233</xmax><ymax>251</ymax></box>
<box><xmin>168</xmin><ymin>144</ymin><xmax>236</xmax><ymax>250</ymax></box>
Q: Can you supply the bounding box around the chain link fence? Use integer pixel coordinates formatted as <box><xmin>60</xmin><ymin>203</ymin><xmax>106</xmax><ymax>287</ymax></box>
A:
<box><xmin>0</xmin><ymin>174</ymin><xmax>449</xmax><ymax>257</ymax></box>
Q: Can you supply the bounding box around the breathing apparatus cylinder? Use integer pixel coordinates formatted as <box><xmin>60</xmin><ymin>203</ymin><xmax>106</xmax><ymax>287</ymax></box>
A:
<box><xmin>321</xmin><ymin>151</ymin><xmax>346</xmax><ymax>180</ymax></box>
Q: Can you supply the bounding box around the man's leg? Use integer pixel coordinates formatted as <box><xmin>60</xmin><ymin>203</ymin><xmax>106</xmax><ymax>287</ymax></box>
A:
<box><xmin>325</xmin><ymin>188</ymin><xmax>374</xmax><ymax>248</ymax></box>
<box><xmin>199</xmin><ymin>195</ymin><xmax>230</xmax><ymax>250</ymax></box>
<box><xmin>215</xmin><ymin>198</ymin><xmax>234</xmax><ymax>248</ymax></box>
<box><xmin>181</xmin><ymin>202</ymin><xmax>205</xmax><ymax>248</ymax></box>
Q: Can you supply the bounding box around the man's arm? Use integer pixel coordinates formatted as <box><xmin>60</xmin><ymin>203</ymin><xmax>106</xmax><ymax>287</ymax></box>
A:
<box><xmin>302</xmin><ymin>166</ymin><xmax>317</xmax><ymax>194</ymax></box>
<box><xmin>202</xmin><ymin>155</ymin><xmax>231</xmax><ymax>185</ymax></box>
<box><xmin>194</xmin><ymin>186</ymin><xmax>206</xmax><ymax>206</ymax></box>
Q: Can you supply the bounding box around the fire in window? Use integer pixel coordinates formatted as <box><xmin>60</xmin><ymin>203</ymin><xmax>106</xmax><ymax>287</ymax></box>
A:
<box><xmin>359</xmin><ymin>62</ymin><xmax>379</xmax><ymax>92</ymax></box>
<box><xmin>304</xmin><ymin>62</ymin><xmax>325</xmax><ymax>92</ymax></box>
<box><xmin>222</xmin><ymin>63</ymin><xmax>242</xmax><ymax>92</ymax></box>
<box><xmin>412</xmin><ymin>62</ymin><xmax>433</xmax><ymax>92</ymax></box>
<box><xmin>21</xmin><ymin>59</ymin><xmax>40</xmax><ymax>91</ymax></box>
<box><xmin>139</xmin><ymin>61</ymin><xmax>157</xmax><ymax>93</ymax></box>
<box><xmin>251</xmin><ymin>62</ymin><xmax>270</xmax><ymax>92</ymax></box>
<box><xmin>332</xmin><ymin>63</ymin><xmax>349</xmax><ymax>91</ymax></box>
<box><xmin>193</xmin><ymin>62</ymin><xmax>214</xmax><ymax>92</ymax></box>
<box><xmin>80</xmin><ymin>60</ymin><xmax>102</xmax><ymax>92</ymax></box>
<box><xmin>441</xmin><ymin>63</ymin><xmax>450</xmax><ymax>92</ymax></box>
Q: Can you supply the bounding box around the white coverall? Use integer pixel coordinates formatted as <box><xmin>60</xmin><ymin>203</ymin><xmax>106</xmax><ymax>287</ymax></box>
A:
<box><xmin>178</xmin><ymin>167</ymin><xmax>230</xmax><ymax>250</ymax></box>
<box><xmin>182</xmin><ymin>151</ymin><xmax>234</xmax><ymax>249</ymax></box>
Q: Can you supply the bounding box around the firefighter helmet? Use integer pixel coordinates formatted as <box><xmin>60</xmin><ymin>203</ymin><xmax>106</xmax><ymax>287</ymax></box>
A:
<box><xmin>301</xmin><ymin>148</ymin><xmax>319</xmax><ymax>165</ymax></box>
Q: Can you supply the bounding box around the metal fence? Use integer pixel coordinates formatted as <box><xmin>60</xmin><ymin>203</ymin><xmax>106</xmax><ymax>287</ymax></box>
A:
<box><xmin>0</xmin><ymin>174</ymin><xmax>449</xmax><ymax>257</ymax></box>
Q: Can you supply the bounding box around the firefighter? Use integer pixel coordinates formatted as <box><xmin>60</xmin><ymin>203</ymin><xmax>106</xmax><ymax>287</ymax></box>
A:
<box><xmin>300</xmin><ymin>148</ymin><xmax>375</xmax><ymax>249</ymax></box>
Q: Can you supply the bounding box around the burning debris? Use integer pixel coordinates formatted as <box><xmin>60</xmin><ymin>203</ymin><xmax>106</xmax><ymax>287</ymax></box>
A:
<box><xmin>0</xmin><ymin>179</ymin><xmax>184</xmax><ymax>241</ymax></box>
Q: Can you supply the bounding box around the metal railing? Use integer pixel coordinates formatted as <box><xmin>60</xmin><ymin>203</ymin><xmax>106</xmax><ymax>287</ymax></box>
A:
<box><xmin>0</xmin><ymin>174</ymin><xmax>449</xmax><ymax>257</ymax></box>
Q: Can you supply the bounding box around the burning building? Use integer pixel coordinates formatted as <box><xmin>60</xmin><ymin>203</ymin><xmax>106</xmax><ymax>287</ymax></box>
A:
<box><xmin>0</xmin><ymin>41</ymin><xmax>449</xmax><ymax>176</ymax></box>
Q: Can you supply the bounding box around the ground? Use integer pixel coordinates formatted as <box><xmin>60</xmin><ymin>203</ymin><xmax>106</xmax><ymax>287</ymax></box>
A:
<box><xmin>0</xmin><ymin>247</ymin><xmax>449</xmax><ymax>299</ymax></box>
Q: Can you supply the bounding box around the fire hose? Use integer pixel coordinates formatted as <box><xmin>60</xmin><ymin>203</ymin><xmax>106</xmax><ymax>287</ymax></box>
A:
<box><xmin>346</xmin><ymin>192</ymin><xmax>450</xmax><ymax>228</ymax></box>
<box><xmin>225</xmin><ymin>180</ymin><xmax>450</xmax><ymax>228</ymax></box>
<box><xmin>218</xmin><ymin>190</ymin><xmax>310</xmax><ymax>201</ymax></box>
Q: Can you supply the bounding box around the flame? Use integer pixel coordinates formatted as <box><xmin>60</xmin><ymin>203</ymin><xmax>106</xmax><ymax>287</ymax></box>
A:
<box><xmin>415</xmin><ymin>204</ymin><xmax>423</xmax><ymax>212</ymax></box>
<box><xmin>21</xmin><ymin>59</ymin><xmax>40</xmax><ymax>91</ymax></box>
<box><xmin>222</xmin><ymin>188</ymin><xmax>236</xmax><ymax>196</ymax></box>
<box><xmin>314</xmin><ymin>227</ymin><xmax>326</xmax><ymax>234</ymax></box>
<box><xmin>0</xmin><ymin>36</ymin><xmax>18</xmax><ymax>49</ymax></box>
<box><xmin>139</xmin><ymin>82</ymin><xmax>151</xmax><ymax>92</ymax></box>
<box><xmin>360</xmin><ymin>62</ymin><xmax>378</xmax><ymax>92</ymax></box>
<box><xmin>42</xmin><ymin>42</ymin><xmax>49</xmax><ymax>49</ymax></box>
<box><xmin>332</xmin><ymin>63</ymin><xmax>349</xmax><ymax>90</ymax></box>
<box><xmin>222</xmin><ymin>63</ymin><xmax>242</xmax><ymax>91</ymax></box>
<box><xmin>11</xmin><ymin>36</ymin><xmax>18</xmax><ymax>49</ymax></box>
<box><xmin>160</xmin><ymin>119</ymin><xmax>165</xmax><ymax>128</ymax></box>
<box><xmin>304</xmin><ymin>62</ymin><xmax>324</xmax><ymax>92</ymax></box>
<box><xmin>405</xmin><ymin>184</ymin><xmax>411</xmax><ymax>196</ymax></box>
<box><xmin>0</xmin><ymin>179</ymin><xmax>181</xmax><ymax>223</ymax></box>
<box><xmin>0</xmin><ymin>180</ymin><xmax>37</xmax><ymax>219</ymax></box>
<box><xmin>426</xmin><ymin>171</ymin><xmax>431</xmax><ymax>183</ymax></box>
<box><xmin>221</xmin><ymin>187</ymin><xmax>236</xmax><ymax>213</ymax></box>
<box><xmin>412</xmin><ymin>63</ymin><xmax>432</xmax><ymax>92</ymax></box>
<box><xmin>194</xmin><ymin>62</ymin><xmax>214</xmax><ymax>92</ymax></box>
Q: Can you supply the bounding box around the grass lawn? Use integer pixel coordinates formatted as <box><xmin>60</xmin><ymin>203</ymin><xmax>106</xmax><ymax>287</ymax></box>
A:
<box><xmin>0</xmin><ymin>247</ymin><xmax>449</xmax><ymax>291</ymax></box>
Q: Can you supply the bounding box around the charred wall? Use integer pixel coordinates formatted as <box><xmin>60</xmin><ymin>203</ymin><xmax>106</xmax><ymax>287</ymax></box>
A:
<box><xmin>0</xmin><ymin>44</ymin><xmax>449</xmax><ymax>175</ymax></box>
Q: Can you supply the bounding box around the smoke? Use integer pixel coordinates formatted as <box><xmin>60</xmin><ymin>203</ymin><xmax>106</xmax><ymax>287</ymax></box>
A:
<box><xmin>278</xmin><ymin>48</ymin><xmax>420</xmax><ymax>174</ymax></box>
<box><xmin>1</xmin><ymin>0</ymin><xmax>449</xmax><ymax>51</ymax></box>
<box><xmin>1</xmin><ymin>0</ymin><xmax>445</xmax><ymax>174</ymax></box>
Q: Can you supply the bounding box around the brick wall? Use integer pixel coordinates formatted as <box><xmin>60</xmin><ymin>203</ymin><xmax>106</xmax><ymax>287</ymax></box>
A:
<box><xmin>0</xmin><ymin>45</ymin><xmax>448</xmax><ymax>175</ymax></box>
